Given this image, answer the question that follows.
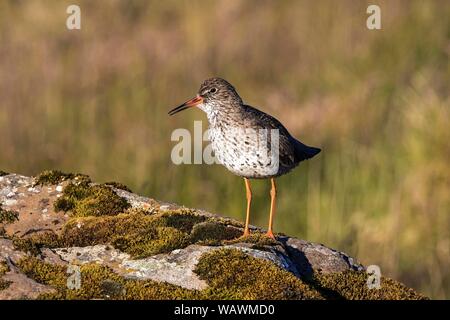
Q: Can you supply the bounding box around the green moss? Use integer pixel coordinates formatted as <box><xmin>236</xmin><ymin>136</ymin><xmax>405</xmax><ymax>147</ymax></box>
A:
<box><xmin>16</xmin><ymin>251</ymin><xmax>315</xmax><ymax>300</ymax></box>
<box><xmin>12</xmin><ymin>238</ymin><xmax>41</xmax><ymax>256</ymax></box>
<box><xmin>195</xmin><ymin>248</ymin><xmax>323</xmax><ymax>299</ymax></box>
<box><xmin>60</xmin><ymin>209</ymin><xmax>253</xmax><ymax>258</ymax></box>
<box><xmin>19</xmin><ymin>173</ymin><xmax>244</xmax><ymax>258</ymax></box>
<box><xmin>34</xmin><ymin>170</ymin><xmax>89</xmax><ymax>186</ymax></box>
<box><xmin>12</xmin><ymin>232</ymin><xmax>60</xmax><ymax>256</ymax></box>
<box><xmin>9</xmin><ymin>208</ymin><xmax>243</xmax><ymax>258</ymax></box>
<box><xmin>115</xmin><ymin>226</ymin><xmax>190</xmax><ymax>258</ymax></box>
<box><xmin>35</xmin><ymin>170</ymin><xmax>132</xmax><ymax>218</ymax></box>
<box><xmin>53</xmin><ymin>177</ymin><xmax>92</xmax><ymax>212</ymax></box>
<box><xmin>7</xmin><ymin>209</ymin><xmax>243</xmax><ymax>258</ymax></box>
<box><xmin>224</xmin><ymin>232</ymin><xmax>280</xmax><ymax>249</ymax></box>
<box><xmin>9</xmin><ymin>208</ymin><xmax>241</xmax><ymax>258</ymax></box>
<box><xmin>0</xmin><ymin>261</ymin><xmax>9</xmax><ymax>275</ymax></box>
<box><xmin>75</xmin><ymin>263</ymin><xmax>201</xmax><ymax>300</ymax></box>
<box><xmin>61</xmin><ymin>210</ymin><xmax>207</xmax><ymax>258</ymax></box>
<box><xmin>72</xmin><ymin>185</ymin><xmax>130</xmax><ymax>217</ymax></box>
<box><xmin>160</xmin><ymin>209</ymin><xmax>206</xmax><ymax>232</ymax></box>
<box><xmin>194</xmin><ymin>249</ymin><xmax>427</xmax><ymax>300</ymax></box>
<box><xmin>121</xmin><ymin>278</ymin><xmax>201</xmax><ymax>300</ymax></box>
<box><xmin>215</xmin><ymin>216</ymin><xmax>245</xmax><ymax>229</ymax></box>
<box><xmin>7</xmin><ymin>171</ymin><xmax>426</xmax><ymax>299</ymax></box>
<box><xmin>17</xmin><ymin>256</ymin><xmax>67</xmax><ymax>288</ymax></box>
<box><xmin>0</xmin><ymin>170</ymin><xmax>8</xmax><ymax>177</ymax></box>
<box><xmin>190</xmin><ymin>221</ymin><xmax>243</xmax><ymax>245</ymax></box>
<box><xmin>14</xmin><ymin>248</ymin><xmax>426</xmax><ymax>300</ymax></box>
<box><xmin>0</xmin><ymin>208</ymin><xmax>19</xmax><ymax>224</ymax></box>
<box><xmin>313</xmin><ymin>271</ymin><xmax>427</xmax><ymax>300</ymax></box>
<box><xmin>54</xmin><ymin>179</ymin><xmax>130</xmax><ymax>217</ymax></box>
<box><xmin>0</xmin><ymin>279</ymin><xmax>11</xmax><ymax>290</ymax></box>
<box><xmin>0</xmin><ymin>261</ymin><xmax>11</xmax><ymax>290</ymax></box>
<box><xmin>17</xmin><ymin>256</ymin><xmax>200</xmax><ymax>300</ymax></box>
<box><xmin>104</xmin><ymin>182</ymin><xmax>132</xmax><ymax>193</ymax></box>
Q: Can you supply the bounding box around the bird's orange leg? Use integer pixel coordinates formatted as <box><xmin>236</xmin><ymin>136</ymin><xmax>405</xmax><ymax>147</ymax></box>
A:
<box><xmin>243</xmin><ymin>178</ymin><xmax>252</xmax><ymax>237</ymax></box>
<box><xmin>266</xmin><ymin>178</ymin><xmax>276</xmax><ymax>239</ymax></box>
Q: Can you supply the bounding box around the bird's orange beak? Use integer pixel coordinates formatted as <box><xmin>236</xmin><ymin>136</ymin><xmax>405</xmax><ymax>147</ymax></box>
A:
<box><xmin>168</xmin><ymin>95</ymin><xmax>203</xmax><ymax>116</ymax></box>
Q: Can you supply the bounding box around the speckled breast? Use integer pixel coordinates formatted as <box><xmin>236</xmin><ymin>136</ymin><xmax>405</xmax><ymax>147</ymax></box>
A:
<box><xmin>208</xmin><ymin>126</ymin><xmax>281</xmax><ymax>178</ymax></box>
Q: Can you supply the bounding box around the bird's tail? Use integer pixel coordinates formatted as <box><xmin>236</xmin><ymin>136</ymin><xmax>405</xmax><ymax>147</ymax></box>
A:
<box><xmin>293</xmin><ymin>140</ymin><xmax>321</xmax><ymax>162</ymax></box>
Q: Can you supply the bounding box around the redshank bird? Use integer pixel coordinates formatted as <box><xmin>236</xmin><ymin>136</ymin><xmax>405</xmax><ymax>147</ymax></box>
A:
<box><xmin>169</xmin><ymin>78</ymin><xmax>321</xmax><ymax>239</ymax></box>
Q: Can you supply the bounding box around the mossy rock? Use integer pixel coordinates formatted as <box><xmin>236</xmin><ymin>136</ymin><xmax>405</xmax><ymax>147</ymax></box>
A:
<box><xmin>104</xmin><ymin>182</ymin><xmax>133</xmax><ymax>193</ymax></box>
<box><xmin>53</xmin><ymin>179</ymin><xmax>130</xmax><ymax>217</ymax></box>
<box><xmin>0</xmin><ymin>209</ymin><xmax>19</xmax><ymax>224</ymax></box>
<box><xmin>17</xmin><ymin>256</ymin><xmax>200</xmax><ymax>300</ymax></box>
<box><xmin>19</xmin><ymin>171</ymin><xmax>267</xmax><ymax>259</ymax></box>
<box><xmin>0</xmin><ymin>261</ymin><xmax>9</xmax><ymax>276</ymax></box>
<box><xmin>2</xmin><ymin>171</ymin><xmax>427</xmax><ymax>300</ymax></box>
<box><xmin>61</xmin><ymin>210</ymin><xmax>208</xmax><ymax>258</ymax></box>
<box><xmin>10</xmin><ymin>231</ymin><xmax>427</xmax><ymax>300</ymax></box>
<box><xmin>32</xmin><ymin>170</ymin><xmax>131</xmax><ymax>218</ymax></box>
<box><xmin>34</xmin><ymin>170</ymin><xmax>86</xmax><ymax>186</ymax></box>
<box><xmin>17</xmin><ymin>256</ymin><xmax>67</xmax><ymax>289</ymax></box>
<box><xmin>10</xmin><ymin>208</ymin><xmax>249</xmax><ymax>258</ymax></box>
<box><xmin>0</xmin><ymin>261</ymin><xmax>11</xmax><ymax>290</ymax></box>
<box><xmin>15</xmin><ymin>250</ymin><xmax>321</xmax><ymax>300</ymax></box>
<box><xmin>17</xmin><ymin>248</ymin><xmax>424</xmax><ymax>300</ymax></box>
<box><xmin>313</xmin><ymin>271</ymin><xmax>426</xmax><ymax>300</ymax></box>
<box><xmin>71</xmin><ymin>185</ymin><xmax>130</xmax><ymax>217</ymax></box>
<box><xmin>195</xmin><ymin>248</ymin><xmax>324</xmax><ymax>299</ymax></box>
<box><xmin>190</xmin><ymin>221</ymin><xmax>243</xmax><ymax>245</ymax></box>
<box><xmin>0</xmin><ymin>279</ymin><xmax>11</xmax><ymax>291</ymax></box>
<box><xmin>12</xmin><ymin>232</ymin><xmax>60</xmax><ymax>256</ymax></box>
<box><xmin>225</xmin><ymin>232</ymin><xmax>280</xmax><ymax>248</ymax></box>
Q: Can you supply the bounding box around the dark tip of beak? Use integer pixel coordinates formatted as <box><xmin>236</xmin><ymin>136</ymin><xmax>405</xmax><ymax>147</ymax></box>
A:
<box><xmin>168</xmin><ymin>103</ymin><xmax>189</xmax><ymax>116</ymax></box>
<box><xmin>168</xmin><ymin>96</ymin><xmax>203</xmax><ymax>116</ymax></box>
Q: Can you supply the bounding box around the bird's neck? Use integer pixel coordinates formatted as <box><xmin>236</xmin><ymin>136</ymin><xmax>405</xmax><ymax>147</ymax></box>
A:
<box><xmin>205</xmin><ymin>107</ymin><xmax>220</xmax><ymax>127</ymax></box>
<box><xmin>203</xmin><ymin>102</ymin><xmax>244</xmax><ymax>128</ymax></box>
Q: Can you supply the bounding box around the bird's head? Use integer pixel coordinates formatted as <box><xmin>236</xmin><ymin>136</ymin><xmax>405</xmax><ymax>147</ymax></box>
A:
<box><xmin>169</xmin><ymin>77</ymin><xmax>243</xmax><ymax>116</ymax></box>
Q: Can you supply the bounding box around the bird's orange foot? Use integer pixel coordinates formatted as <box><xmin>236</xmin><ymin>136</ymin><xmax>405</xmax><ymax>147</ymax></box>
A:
<box><xmin>242</xmin><ymin>229</ymin><xmax>251</xmax><ymax>238</ymax></box>
<box><xmin>265</xmin><ymin>230</ymin><xmax>276</xmax><ymax>240</ymax></box>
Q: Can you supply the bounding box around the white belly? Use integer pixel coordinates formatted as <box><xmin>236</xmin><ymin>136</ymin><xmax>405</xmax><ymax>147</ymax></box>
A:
<box><xmin>209</xmin><ymin>127</ymin><xmax>279</xmax><ymax>178</ymax></box>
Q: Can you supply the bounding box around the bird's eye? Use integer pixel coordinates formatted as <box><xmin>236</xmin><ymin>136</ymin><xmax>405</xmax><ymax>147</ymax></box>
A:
<box><xmin>210</xmin><ymin>88</ymin><xmax>217</xmax><ymax>94</ymax></box>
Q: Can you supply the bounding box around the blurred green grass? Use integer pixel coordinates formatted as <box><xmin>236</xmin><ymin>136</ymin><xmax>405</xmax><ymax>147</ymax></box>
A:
<box><xmin>0</xmin><ymin>0</ymin><xmax>449</xmax><ymax>298</ymax></box>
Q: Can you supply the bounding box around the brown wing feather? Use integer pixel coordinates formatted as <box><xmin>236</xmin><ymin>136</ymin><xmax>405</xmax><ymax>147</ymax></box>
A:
<box><xmin>241</xmin><ymin>105</ymin><xmax>298</xmax><ymax>170</ymax></box>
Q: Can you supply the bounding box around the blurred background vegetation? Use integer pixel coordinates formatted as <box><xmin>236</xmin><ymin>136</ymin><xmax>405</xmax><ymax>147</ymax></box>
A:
<box><xmin>0</xmin><ymin>0</ymin><xmax>449</xmax><ymax>298</ymax></box>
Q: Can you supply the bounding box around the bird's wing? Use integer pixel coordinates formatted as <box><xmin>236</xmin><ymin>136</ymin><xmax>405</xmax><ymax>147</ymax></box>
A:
<box><xmin>241</xmin><ymin>105</ymin><xmax>298</xmax><ymax>168</ymax></box>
